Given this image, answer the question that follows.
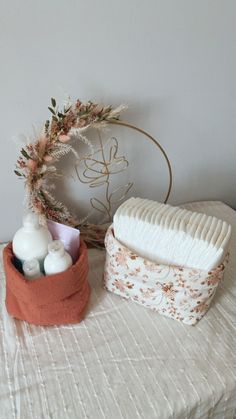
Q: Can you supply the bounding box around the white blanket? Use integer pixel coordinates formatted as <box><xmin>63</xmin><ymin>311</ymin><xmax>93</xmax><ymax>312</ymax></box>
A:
<box><xmin>0</xmin><ymin>201</ymin><xmax>236</xmax><ymax>419</ymax></box>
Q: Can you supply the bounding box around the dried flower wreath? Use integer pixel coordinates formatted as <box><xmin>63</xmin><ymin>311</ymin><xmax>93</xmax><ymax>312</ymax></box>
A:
<box><xmin>15</xmin><ymin>98</ymin><xmax>172</xmax><ymax>247</ymax></box>
<box><xmin>15</xmin><ymin>98</ymin><xmax>127</xmax><ymax>246</ymax></box>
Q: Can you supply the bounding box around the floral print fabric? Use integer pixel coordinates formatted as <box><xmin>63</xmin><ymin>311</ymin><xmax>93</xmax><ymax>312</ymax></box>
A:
<box><xmin>104</xmin><ymin>226</ymin><xmax>228</xmax><ymax>325</ymax></box>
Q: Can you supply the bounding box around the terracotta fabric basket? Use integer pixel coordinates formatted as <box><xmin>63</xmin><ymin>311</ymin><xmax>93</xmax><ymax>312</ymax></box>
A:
<box><xmin>3</xmin><ymin>240</ymin><xmax>90</xmax><ymax>326</ymax></box>
<box><xmin>104</xmin><ymin>226</ymin><xmax>228</xmax><ymax>325</ymax></box>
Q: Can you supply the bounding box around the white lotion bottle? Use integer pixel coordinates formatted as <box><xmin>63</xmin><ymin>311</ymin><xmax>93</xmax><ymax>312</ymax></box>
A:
<box><xmin>23</xmin><ymin>258</ymin><xmax>43</xmax><ymax>280</ymax></box>
<box><xmin>13</xmin><ymin>212</ymin><xmax>52</xmax><ymax>268</ymax></box>
<box><xmin>44</xmin><ymin>240</ymin><xmax>72</xmax><ymax>275</ymax></box>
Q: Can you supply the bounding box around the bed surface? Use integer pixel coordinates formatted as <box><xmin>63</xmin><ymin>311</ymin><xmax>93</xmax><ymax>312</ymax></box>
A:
<box><xmin>0</xmin><ymin>201</ymin><xmax>236</xmax><ymax>419</ymax></box>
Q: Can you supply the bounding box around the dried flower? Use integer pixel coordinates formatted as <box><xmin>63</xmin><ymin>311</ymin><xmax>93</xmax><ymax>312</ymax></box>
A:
<box><xmin>59</xmin><ymin>134</ymin><xmax>70</xmax><ymax>143</ymax></box>
<box><xmin>27</xmin><ymin>159</ymin><xmax>38</xmax><ymax>171</ymax></box>
<box><xmin>43</xmin><ymin>155</ymin><xmax>54</xmax><ymax>162</ymax></box>
<box><xmin>14</xmin><ymin>97</ymin><xmax>127</xmax><ymax>246</ymax></box>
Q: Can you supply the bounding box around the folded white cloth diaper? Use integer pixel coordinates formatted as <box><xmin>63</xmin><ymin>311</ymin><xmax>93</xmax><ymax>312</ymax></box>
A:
<box><xmin>113</xmin><ymin>198</ymin><xmax>231</xmax><ymax>271</ymax></box>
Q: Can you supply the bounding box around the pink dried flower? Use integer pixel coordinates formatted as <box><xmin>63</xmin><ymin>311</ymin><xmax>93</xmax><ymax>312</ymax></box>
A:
<box><xmin>44</xmin><ymin>155</ymin><xmax>53</xmax><ymax>162</ymax></box>
<box><xmin>27</xmin><ymin>159</ymin><xmax>38</xmax><ymax>171</ymax></box>
<box><xmin>59</xmin><ymin>134</ymin><xmax>70</xmax><ymax>143</ymax></box>
<box><xmin>78</xmin><ymin>119</ymin><xmax>86</xmax><ymax>127</ymax></box>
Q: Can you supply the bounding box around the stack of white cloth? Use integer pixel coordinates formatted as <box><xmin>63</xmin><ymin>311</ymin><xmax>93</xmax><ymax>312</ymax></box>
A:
<box><xmin>113</xmin><ymin>198</ymin><xmax>231</xmax><ymax>271</ymax></box>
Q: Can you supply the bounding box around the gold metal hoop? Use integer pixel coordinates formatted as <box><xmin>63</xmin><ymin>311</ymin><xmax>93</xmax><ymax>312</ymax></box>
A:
<box><xmin>109</xmin><ymin>120</ymin><xmax>172</xmax><ymax>203</ymax></box>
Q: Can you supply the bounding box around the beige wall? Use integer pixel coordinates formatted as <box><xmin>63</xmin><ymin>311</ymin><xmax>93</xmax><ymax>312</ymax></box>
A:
<box><xmin>0</xmin><ymin>0</ymin><xmax>236</xmax><ymax>242</ymax></box>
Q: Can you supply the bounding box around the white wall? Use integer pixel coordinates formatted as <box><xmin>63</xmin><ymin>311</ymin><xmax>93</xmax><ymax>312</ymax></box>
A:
<box><xmin>0</xmin><ymin>0</ymin><xmax>236</xmax><ymax>242</ymax></box>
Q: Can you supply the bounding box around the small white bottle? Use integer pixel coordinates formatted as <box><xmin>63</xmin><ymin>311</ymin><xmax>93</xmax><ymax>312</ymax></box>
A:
<box><xmin>44</xmin><ymin>240</ymin><xmax>72</xmax><ymax>275</ymax></box>
<box><xmin>23</xmin><ymin>258</ymin><xmax>43</xmax><ymax>280</ymax></box>
<box><xmin>13</xmin><ymin>212</ymin><xmax>52</xmax><ymax>268</ymax></box>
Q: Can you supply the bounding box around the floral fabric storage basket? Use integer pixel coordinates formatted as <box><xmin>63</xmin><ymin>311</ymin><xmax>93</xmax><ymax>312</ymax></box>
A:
<box><xmin>3</xmin><ymin>240</ymin><xmax>90</xmax><ymax>326</ymax></box>
<box><xmin>104</xmin><ymin>226</ymin><xmax>228</xmax><ymax>325</ymax></box>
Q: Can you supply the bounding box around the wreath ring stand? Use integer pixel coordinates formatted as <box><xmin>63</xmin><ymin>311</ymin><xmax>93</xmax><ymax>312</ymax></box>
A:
<box><xmin>14</xmin><ymin>99</ymin><xmax>172</xmax><ymax>247</ymax></box>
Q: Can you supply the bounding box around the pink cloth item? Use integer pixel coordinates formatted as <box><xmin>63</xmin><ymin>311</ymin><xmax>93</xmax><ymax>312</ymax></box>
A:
<box><xmin>47</xmin><ymin>219</ymin><xmax>80</xmax><ymax>263</ymax></box>
<box><xmin>104</xmin><ymin>226</ymin><xmax>228</xmax><ymax>325</ymax></box>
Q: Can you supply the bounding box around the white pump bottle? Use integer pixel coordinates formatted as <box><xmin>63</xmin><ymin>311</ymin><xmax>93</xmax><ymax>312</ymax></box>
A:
<box><xmin>13</xmin><ymin>212</ymin><xmax>52</xmax><ymax>267</ymax></box>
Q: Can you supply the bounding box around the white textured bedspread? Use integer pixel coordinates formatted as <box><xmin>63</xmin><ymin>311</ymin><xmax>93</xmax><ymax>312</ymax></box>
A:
<box><xmin>0</xmin><ymin>201</ymin><xmax>236</xmax><ymax>419</ymax></box>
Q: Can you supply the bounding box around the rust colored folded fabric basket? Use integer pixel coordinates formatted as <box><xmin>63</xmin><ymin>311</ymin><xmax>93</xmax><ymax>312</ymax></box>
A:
<box><xmin>3</xmin><ymin>240</ymin><xmax>90</xmax><ymax>326</ymax></box>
